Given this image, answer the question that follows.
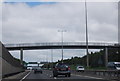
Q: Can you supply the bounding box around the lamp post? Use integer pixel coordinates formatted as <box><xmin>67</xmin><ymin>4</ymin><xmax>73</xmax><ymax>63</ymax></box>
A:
<box><xmin>85</xmin><ymin>0</ymin><xmax>89</xmax><ymax>67</ymax></box>
<box><xmin>58</xmin><ymin>30</ymin><xmax>66</xmax><ymax>63</ymax></box>
<box><xmin>51</xmin><ymin>49</ymin><xmax>53</xmax><ymax>69</ymax></box>
<box><xmin>116</xmin><ymin>51</ymin><xmax>119</xmax><ymax>61</ymax></box>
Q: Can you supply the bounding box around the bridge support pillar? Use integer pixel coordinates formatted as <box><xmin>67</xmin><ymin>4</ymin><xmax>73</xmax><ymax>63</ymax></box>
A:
<box><xmin>20</xmin><ymin>48</ymin><xmax>23</xmax><ymax>65</ymax></box>
<box><xmin>38</xmin><ymin>63</ymin><xmax>39</xmax><ymax>67</ymax></box>
<box><xmin>105</xmin><ymin>47</ymin><xmax>108</xmax><ymax>67</ymax></box>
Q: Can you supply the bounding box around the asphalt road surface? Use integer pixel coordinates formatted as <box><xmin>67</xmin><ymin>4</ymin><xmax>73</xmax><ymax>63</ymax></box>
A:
<box><xmin>21</xmin><ymin>70</ymin><xmax>108</xmax><ymax>81</ymax></box>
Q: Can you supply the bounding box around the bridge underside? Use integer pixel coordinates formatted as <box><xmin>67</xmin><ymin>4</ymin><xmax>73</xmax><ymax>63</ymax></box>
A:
<box><xmin>6</xmin><ymin>45</ymin><xmax>119</xmax><ymax>50</ymax></box>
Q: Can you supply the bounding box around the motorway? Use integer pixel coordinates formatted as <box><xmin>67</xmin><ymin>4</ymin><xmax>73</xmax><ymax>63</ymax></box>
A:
<box><xmin>21</xmin><ymin>70</ymin><xmax>108</xmax><ymax>81</ymax></box>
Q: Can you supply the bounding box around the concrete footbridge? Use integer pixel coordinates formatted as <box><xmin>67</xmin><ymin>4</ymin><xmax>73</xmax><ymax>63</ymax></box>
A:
<box><xmin>4</xmin><ymin>42</ymin><xmax>120</xmax><ymax>50</ymax></box>
<box><xmin>3</xmin><ymin>42</ymin><xmax>119</xmax><ymax>68</ymax></box>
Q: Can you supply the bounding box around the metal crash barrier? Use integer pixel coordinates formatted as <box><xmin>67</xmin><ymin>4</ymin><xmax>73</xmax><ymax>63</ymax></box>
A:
<box><xmin>72</xmin><ymin>70</ymin><xmax>120</xmax><ymax>80</ymax></box>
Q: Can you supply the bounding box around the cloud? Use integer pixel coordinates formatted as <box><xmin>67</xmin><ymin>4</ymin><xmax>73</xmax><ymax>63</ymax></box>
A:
<box><xmin>2</xmin><ymin>2</ymin><xmax>118</xmax><ymax>43</ymax></box>
<box><xmin>2</xmin><ymin>2</ymin><xmax>118</xmax><ymax>62</ymax></box>
<box><xmin>3</xmin><ymin>0</ymin><xmax>120</xmax><ymax>2</ymax></box>
<box><xmin>0</xmin><ymin>2</ymin><xmax>2</xmax><ymax>41</ymax></box>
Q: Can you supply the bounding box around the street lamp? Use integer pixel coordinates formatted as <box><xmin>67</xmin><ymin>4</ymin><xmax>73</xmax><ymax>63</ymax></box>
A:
<box><xmin>85</xmin><ymin>0</ymin><xmax>89</xmax><ymax>67</ymax></box>
<box><xmin>51</xmin><ymin>49</ymin><xmax>53</xmax><ymax>70</ymax></box>
<box><xmin>58</xmin><ymin>30</ymin><xmax>66</xmax><ymax>63</ymax></box>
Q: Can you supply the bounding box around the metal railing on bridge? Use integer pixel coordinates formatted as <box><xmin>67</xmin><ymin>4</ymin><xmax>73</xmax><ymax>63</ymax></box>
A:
<box><xmin>4</xmin><ymin>42</ymin><xmax>119</xmax><ymax>47</ymax></box>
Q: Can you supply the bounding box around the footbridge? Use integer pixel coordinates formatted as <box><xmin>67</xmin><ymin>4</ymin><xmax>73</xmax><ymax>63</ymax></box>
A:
<box><xmin>4</xmin><ymin>42</ymin><xmax>119</xmax><ymax>50</ymax></box>
<box><xmin>3</xmin><ymin>42</ymin><xmax>120</xmax><ymax>68</ymax></box>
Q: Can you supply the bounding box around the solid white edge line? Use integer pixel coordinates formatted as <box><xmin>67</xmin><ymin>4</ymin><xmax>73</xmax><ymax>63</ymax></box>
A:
<box><xmin>71</xmin><ymin>74</ymin><xmax>103</xmax><ymax>79</ymax></box>
<box><xmin>20</xmin><ymin>70</ymin><xmax>32</xmax><ymax>81</ymax></box>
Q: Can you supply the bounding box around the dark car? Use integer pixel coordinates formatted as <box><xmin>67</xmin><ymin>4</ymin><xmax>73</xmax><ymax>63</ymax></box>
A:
<box><xmin>33</xmin><ymin>67</ymin><xmax>43</xmax><ymax>74</ymax></box>
<box><xmin>53</xmin><ymin>63</ymin><xmax>71</xmax><ymax>77</ymax></box>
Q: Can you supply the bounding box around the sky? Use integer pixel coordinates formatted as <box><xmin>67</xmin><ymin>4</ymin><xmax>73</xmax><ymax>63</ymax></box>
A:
<box><xmin>2</xmin><ymin>0</ymin><xmax>120</xmax><ymax>2</ymax></box>
<box><xmin>1</xmin><ymin>1</ymin><xmax>119</xmax><ymax>62</ymax></box>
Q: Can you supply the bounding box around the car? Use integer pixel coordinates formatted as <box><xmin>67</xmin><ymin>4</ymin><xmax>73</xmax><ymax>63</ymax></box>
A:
<box><xmin>107</xmin><ymin>62</ymin><xmax>120</xmax><ymax>70</ymax></box>
<box><xmin>53</xmin><ymin>63</ymin><xmax>71</xmax><ymax>77</ymax></box>
<box><xmin>76</xmin><ymin>66</ymin><xmax>84</xmax><ymax>72</ymax></box>
<box><xmin>33</xmin><ymin>66</ymin><xmax>43</xmax><ymax>74</ymax></box>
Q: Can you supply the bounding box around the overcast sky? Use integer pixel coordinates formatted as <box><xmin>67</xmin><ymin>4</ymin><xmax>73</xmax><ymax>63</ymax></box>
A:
<box><xmin>1</xmin><ymin>1</ymin><xmax>119</xmax><ymax>62</ymax></box>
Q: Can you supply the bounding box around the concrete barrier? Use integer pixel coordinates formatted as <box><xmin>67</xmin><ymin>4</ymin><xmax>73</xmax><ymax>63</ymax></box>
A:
<box><xmin>2</xmin><ymin>58</ymin><xmax>24</xmax><ymax>78</ymax></box>
<box><xmin>0</xmin><ymin>57</ymin><xmax>2</xmax><ymax>80</ymax></box>
<box><xmin>0</xmin><ymin>42</ymin><xmax>25</xmax><ymax>78</ymax></box>
<box><xmin>0</xmin><ymin>42</ymin><xmax>2</xmax><ymax>80</ymax></box>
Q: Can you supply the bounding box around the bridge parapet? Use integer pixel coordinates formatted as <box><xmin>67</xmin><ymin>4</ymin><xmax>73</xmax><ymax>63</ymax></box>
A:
<box><xmin>4</xmin><ymin>42</ymin><xmax>118</xmax><ymax>47</ymax></box>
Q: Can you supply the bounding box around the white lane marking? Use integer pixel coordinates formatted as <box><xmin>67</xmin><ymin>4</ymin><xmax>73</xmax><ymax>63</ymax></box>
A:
<box><xmin>49</xmin><ymin>75</ymin><xmax>52</xmax><ymax>78</ymax></box>
<box><xmin>71</xmin><ymin>74</ymin><xmax>103</xmax><ymax>79</ymax></box>
<box><xmin>20</xmin><ymin>70</ymin><xmax>31</xmax><ymax>81</ymax></box>
<box><xmin>54</xmin><ymin>77</ymin><xmax>57</xmax><ymax>79</ymax></box>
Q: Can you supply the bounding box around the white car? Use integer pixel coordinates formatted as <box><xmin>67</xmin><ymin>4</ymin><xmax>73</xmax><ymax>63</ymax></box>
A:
<box><xmin>76</xmin><ymin>66</ymin><xmax>85</xmax><ymax>72</ymax></box>
<box><xmin>107</xmin><ymin>62</ymin><xmax>120</xmax><ymax>70</ymax></box>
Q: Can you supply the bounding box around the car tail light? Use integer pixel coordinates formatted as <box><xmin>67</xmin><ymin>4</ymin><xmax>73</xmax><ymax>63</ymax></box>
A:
<box><xmin>55</xmin><ymin>68</ymin><xmax>59</xmax><ymax>71</ymax></box>
<box><xmin>68</xmin><ymin>67</ymin><xmax>70</xmax><ymax>70</ymax></box>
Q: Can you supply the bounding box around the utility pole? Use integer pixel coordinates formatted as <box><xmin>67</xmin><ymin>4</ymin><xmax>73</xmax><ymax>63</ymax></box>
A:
<box><xmin>58</xmin><ymin>30</ymin><xmax>66</xmax><ymax>63</ymax></box>
<box><xmin>51</xmin><ymin>49</ymin><xmax>53</xmax><ymax>69</ymax></box>
<box><xmin>20</xmin><ymin>48</ymin><xmax>23</xmax><ymax>65</ymax></box>
<box><xmin>105</xmin><ymin>47</ymin><xmax>108</xmax><ymax>67</ymax></box>
<box><xmin>85</xmin><ymin>0</ymin><xmax>89</xmax><ymax>68</ymax></box>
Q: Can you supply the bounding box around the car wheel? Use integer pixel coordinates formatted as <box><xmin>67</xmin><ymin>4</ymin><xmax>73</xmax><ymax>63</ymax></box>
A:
<box><xmin>41</xmin><ymin>71</ymin><xmax>42</xmax><ymax>74</ymax></box>
<box><xmin>65</xmin><ymin>75</ymin><xmax>67</xmax><ymax>77</ymax></box>
<box><xmin>53</xmin><ymin>74</ymin><xmax>57</xmax><ymax>77</ymax></box>
<box><xmin>68</xmin><ymin>74</ymin><xmax>71</xmax><ymax>77</ymax></box>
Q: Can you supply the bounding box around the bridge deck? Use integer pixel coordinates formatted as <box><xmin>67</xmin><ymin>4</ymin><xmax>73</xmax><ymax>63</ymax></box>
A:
<box><xmin>4</xmin><ymin>42</ymin><xmax>119</xmax><ymax>50</ymax></box>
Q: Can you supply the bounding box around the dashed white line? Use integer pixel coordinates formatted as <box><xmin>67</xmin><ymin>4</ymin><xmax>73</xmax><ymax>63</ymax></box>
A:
<box><xmin>54</xmin><ymin>77</ymin><xmax>57</xmax><ymax>79</ymax></box>
<box><xmin>20</xmin><ymin>70</ymin><xmax>31</xmax><ymax>81</ymax></box>
<box><xmin>71</xmin><ymin>74</ymin><xmax>103</xmax><ymax>79</ymax></box>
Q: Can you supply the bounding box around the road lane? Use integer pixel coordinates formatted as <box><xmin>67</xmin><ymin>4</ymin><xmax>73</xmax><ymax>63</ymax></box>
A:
<box><xmin>25</xmin><ymin>70</ymin><xmax>52</xmax><ymax>79</ymax></box>
<box><xmin>23</xmin><ymin>70</ymin><xmax>107</xmax><ymax>80</ymax></box>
